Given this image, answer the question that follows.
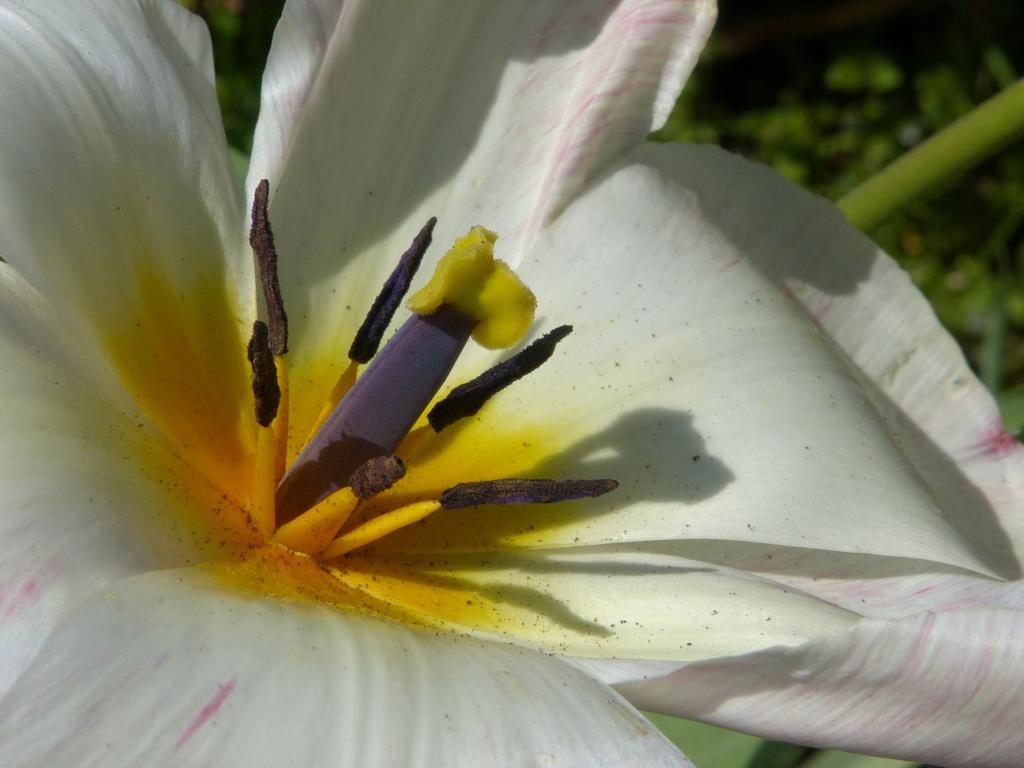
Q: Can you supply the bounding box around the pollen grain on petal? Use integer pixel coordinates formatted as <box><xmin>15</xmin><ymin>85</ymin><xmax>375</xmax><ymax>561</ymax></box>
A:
<box><xmin>102</xmin><ymin>264</ymin><xmax>254</xmax><ymax>509</ymax></box>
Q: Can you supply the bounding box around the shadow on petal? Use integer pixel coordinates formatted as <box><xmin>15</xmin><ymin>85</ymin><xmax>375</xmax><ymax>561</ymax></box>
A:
<box><xmin>854</xmin><ymin>374</ymin><xmax>1021</xmax><ymax>578</ymax></box>
<box><xmin>273</xmin><ymin>1</ymin><xmax>671</xmax><ymax>334</ymax></box>
<box><xmin>366</xmin><ymin>407</ymin><xmax>734</xmax><ymax>552</ymax></box>
<box><xmin>640</xmin><ymin>143</ymin><xmax>1022</xmax><ymax>579</ymax></box>
<box><xmin>342</xmin><ymin>549</ymin><xmax>716</xmax><ymax>640</ymax></box>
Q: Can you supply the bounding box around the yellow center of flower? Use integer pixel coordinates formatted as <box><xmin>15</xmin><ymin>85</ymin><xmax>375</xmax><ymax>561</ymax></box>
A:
<box><xmin>100</xmin><ymin>188</ymin><xmax>616</xmax><ymax>636</ymax></box>
<box><xmin>267</xmin><ymin>225</ymin><xmax>537</xmax><ymax>556</ymax></box>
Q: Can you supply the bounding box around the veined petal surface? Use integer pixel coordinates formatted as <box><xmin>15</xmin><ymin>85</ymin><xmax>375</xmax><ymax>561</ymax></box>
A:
<box><xmin>337</xmin><ymin>548</ymin><xmax>857</xmax><ymax>660</ymax></box>
<box><xmin>623</xmin><ymin>539</ymin><xmax>1024</xmax><ymax>619</ymax></box>
<box><xmin>0</xmin><ymin>264</ymin><xmax>229</xmax><ymax>697</ymax></box>
<box><xmin>0</xmin><ymin>0</ymin><xmax>255</xmax><ymax>501</ymax></box>
<box><xmin>618</xmin><ymin>606</ymin><xmax>1024</xmax><ymax>768</ymax></box>
<box><xmin>246</xmin><ymin>0</ymin><xmax>716</xmax><ymax>452</ymax></box>
<box><xmin>637</xmin><ymin>141</ymin><xmax>1024</xmax><ymax>573</ymax></box>
<box><xmin>0</xmin><ymin>569</ymin><xmax>694</xmax><ymax>768</ymax></box>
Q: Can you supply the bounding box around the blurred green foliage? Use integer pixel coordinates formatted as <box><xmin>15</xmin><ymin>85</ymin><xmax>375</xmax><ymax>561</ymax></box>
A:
<box><xmin>180</xmin><ymin>0</ymin><xmax>284</xmax><ymax>154</ymax></box>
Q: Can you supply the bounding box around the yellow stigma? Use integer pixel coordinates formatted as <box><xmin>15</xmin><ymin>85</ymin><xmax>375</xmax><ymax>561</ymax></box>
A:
<box><xmin>407</xmin><ymin>226</ymin><xmax>535</xmax><ymax>349</ymax></box>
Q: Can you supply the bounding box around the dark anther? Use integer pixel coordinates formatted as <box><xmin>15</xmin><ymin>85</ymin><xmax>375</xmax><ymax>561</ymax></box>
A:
<box><xmin>250</xmin><ymin>179</ymin><xmax>289</xmax><ymax>356</ymax></box>
<box><xmin>440</xmin><ymin>477</ymin><xmax>618</xmax><ymax>509</ymax></box>
<box><xmin>348</xmin><ymin>217</ymin><xmax>437</xmax><ymax>364</ymax></box>
<box><xmin>247</xmin><ymin>320</ymin><xmax>281</xmax><ymax>427</ymax></box>
<box><xmin>428</xmin><ymin>325</ymin><xmax>573</xmax><ymax>432</ymax></box>
<box><xmin>349</xmin><ymin>455</ymin><xmax>406</xmax><ymax>499</ymax></box>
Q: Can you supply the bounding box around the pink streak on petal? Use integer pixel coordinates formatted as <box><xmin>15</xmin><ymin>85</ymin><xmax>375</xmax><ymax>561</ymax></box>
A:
<box><xmin>4</xmin><ymin>580</ymin><xmax>42</xmax><ymax>618</ymax></box>
<box><xmin>813</xmin><ymin>297</ymin><xmax>835</xmax><ymax>322</ymax></box>
<box><xmin>980</xmin><ymin>424</ymin><xmax>1020</xmax><ymax>459</ymax></box>
<box><xmin>174</xmin><ymin>678</ymin><xmax>236</xmax><ymax>750</ymax></box>
<box><xmin>2</xmin><ymin>558</ymin><xmax>63</xmax><ymax>618</ymax></box>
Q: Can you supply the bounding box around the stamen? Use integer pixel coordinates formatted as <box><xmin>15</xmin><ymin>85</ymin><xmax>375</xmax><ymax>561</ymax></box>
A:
<box><xmin>275</xmin><ymin>306</ymin><xmax>475</xmax><ymax>524</ymax></box>
<box><xmin>428</xmin><ymin>325</ymin><xmax>573</xmax><ymax>432</ymax></box>
<box><xmin>348</xmin><ymin>218</ymin><xmax>436</xmax><ymax>364</ymax></box>
<box><xmin>322</xmin><ymin>500</ymin><xmax>442</xmax><ymax>559</ymax></box>
<box><xmin>250</xmin><ymin>179</ymin><xmax>288</xmax><ymax>356</ymax></box>
<box><xmin>274</xmin><ymin>455</ymin><xmax>406</xmax><ymax>553</ymax></box>
<box><xmin>350</xmin><ymin>455</ymin><xmax>406</xmax><ymax>499</ymax></box>
<box><xmin>247</xmin><ymin>320</ymin><xmax>280</xmax><ymax>427</ymax></box>
<box><xmin>321</xmin><ymin>477</ymin><xmax>618</xmax><ymax>559</ymax></box>
<box><xmin>440</xmin><ymin>478</ymin><xmax>619</xmax><ymax>509</ymax></box>
<box><xmin>250</xmin><ymin>427</ymin><xmax>278</xmax><ymax>537</ymax></box>
<box><xmin>273</xmin><ymin>357</ymin><xmax>290</xmax><ymax>482</ymax></box>
<box><xmin>277</xmin><ymin>226</ymin><xmax>539</xmax><ymax>525</ymax></box>
<box><xmin>273</xmin><ymin>487</ymin><xmax>359</xmax><ymax>555</ymax></box>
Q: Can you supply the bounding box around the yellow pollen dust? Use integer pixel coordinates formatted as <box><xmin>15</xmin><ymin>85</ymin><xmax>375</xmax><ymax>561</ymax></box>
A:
<box><xmin>407</xmin><ymin>226</ymin><xmax>535</xmax><ymax>349</ymax></box>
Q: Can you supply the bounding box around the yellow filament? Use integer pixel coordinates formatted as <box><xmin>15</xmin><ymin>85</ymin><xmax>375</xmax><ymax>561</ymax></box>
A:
<box><xmin>273</xmin><ymin>487</ymin><xmax>360</xmax><ymax>555</ymax></box>
<box><xmin>407</xmin><ymin>226</ymin><xmax>535</xmax><ymax>349</ymax></box>
<box><xmin>273</xmin><ymin>356</ymin><xmax>290</xmax><ymax>483</ymax></box>
<box><xmin>249</xmin><ymin>426</ymin><xmax>278</xmax><ymax>537</ymax></box>
<box><xmin>323</xmin><ymin>500</ymin><xmax>442</xmax><ymax>559</ymax></box>
<box><xmin>304</xmin><ymin>360</ymin><xmax>359</xmax><ymax>452</ymax></box>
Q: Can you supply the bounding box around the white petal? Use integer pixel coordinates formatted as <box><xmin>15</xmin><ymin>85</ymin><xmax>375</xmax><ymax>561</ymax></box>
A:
<box><xmin>0</xmin><ymin>568</ymin><xmax>694</xmax><ymax>768</ymax></box>
<box><xmin>0</xmin><ymin>265</ymin><xmax>228</xmax><ymax>697</ymax></box>
<box><xmin>0</xmin><ymin>0</ymin><xmax>255</xmax><ymax>499</ymax></box>
<box><xmin>632</xmin><ymin>142</ymin><xmax>1024</xmax><ymax>569</ymax></box>
<box><xmin>336</xmin><ymin>547</ymin><xmax>857</xmax><ymax>660</ymax></box>
<box><xmin>360</xmin><ymin>145</ymin><xmax>1005</xmax><ymax>578</ymax></box>
<box><xmin>617</xmin><ymin>607</ymin><xmax>1024</xmax><ymax>768</ymax></box>
<box><xmin>622</xmin><ymin>539</ymin><xmax>1024</xmax><ymax>619</ymax></box>
<box><xmin>246</xmin><ymin>0</ymin><xmax>715</xmax><ymax>447</ymax></box>
<box><xmin>780</xmin><ymin>569</ymin><xmax>1024</xmax><ymax>617</ymax></box>
<box><xmin>0</xmin><ymin>262</ymin><xmax>131</xmax><ymax>413</ymax></box>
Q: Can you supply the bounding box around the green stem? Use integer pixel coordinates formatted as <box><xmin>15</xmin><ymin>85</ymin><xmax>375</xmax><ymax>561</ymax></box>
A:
<box><xmin>838</xmin><ymin>77</ymin><xmax>1024</xmax><ymax>231</ymax></box>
